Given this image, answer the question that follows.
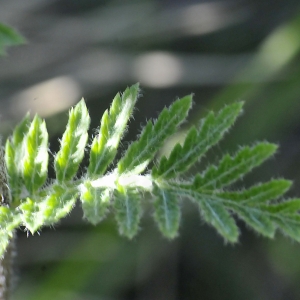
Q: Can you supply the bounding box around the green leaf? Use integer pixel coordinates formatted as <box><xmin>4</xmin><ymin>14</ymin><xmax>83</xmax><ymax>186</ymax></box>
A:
<box><xmin>55</xmin><ymin>99</ymin><xmax>90</xmax><ymax>182</ymax></box>
<box><xmin>19</xmin><ymin>198</ymin><xmax>43</xmax><ymax>233</ymax></box>
<box><xmin>22</xmin><ymin>115</ymin><xmax>48</xmax><ymax>194</ymax></box>
<box><xmin>216</xmin><ymin>179</ymin><xmax>292</xmax><ymax>204</ymax></box>
<box><xmin>118</xmin><ymin>94</ymin><xmax>192</xmax><ymax>175</ymax></box>
<box><xmin>153</xmin><ymin>186</ymin><xmax>180</xmax><ymax>238</ymax></box>
<box><xmin>228</xmin><ymin>203</ymin><xmax>275</xmax><ymax>238</ymax></box>
<box><xmin>4</xmin><ymin>83</ymin><xmax>300</xmax><ymax>247</ymax></box>
<box><xmin>198</xmin><ymin>198</ymin><xmax>239</xmax><ymax>242</ymax></box>
<box><xmin>19</xmin><ymin>188</ymin><xmax>76</xmax><ymax>234</ymax></box>
<box><xmin>5</xmin><ymin>113</ymin><xmax>31</xmax><ymax>201</ymax></box>
<box><xmin>0</xmin><ymin>207</ymin><xmax>21</xmax><ymax>256</ymax></box>
<box><xmin>271</xmin><ymin>214</ymin><xmax>300</xmax><ymax>241</ymax></box>
<box><xmin>163</xmin><ymin>182</ymin><xmax>279</xmax><ymax>240</ymax></box>
<box><xmin>114</xmin><ymin>188</ymin><xmax>141</xmax><ymax>239</ymax></box>
<box><xmin>88</xmin><ymin>84</ymin><xmax>139</xmax><ymax>177</ymax></box>
<box><xmin>0</xmin><ymin>23</ymin><xmax>26</xmax><ymax>55</ymax></box>
<box><xmin>153</xmin><ymin>101</ymin><xmax>244</xmax><ymax>179</ymax></box>
<box><xmin>262</xmin><ymin>199</ymin><xmax>300</xmax><ymax>213</ymax></box>
<box><xmin>12</xmin><ymin>112</ymin><xmax>31</xmax><ymax>146</ymax></box>
<box><xmin>81</xmin><ymin>181</ymin><xmax>112</xmax><ymax>225</ymax></box>
<box><xmin>41</xmin><ymin>187</ymin><xmax>76</xmax><ymax>226</ymax></box>
<box><xmin>194</xmin><ymin>143</ymin><xmax>278</xmax><ymax>190</ymax></box>
<box><xmin>0</xmin><ymin>206</ymin><xmax>21</xmax><ymax>228</ymax></box>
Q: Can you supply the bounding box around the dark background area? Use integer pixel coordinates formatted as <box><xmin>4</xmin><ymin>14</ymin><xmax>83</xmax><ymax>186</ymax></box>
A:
<box><xmin>1</xmin><ymin>0</ymin><xmax>300</xmax><ymax>299</ymax></box>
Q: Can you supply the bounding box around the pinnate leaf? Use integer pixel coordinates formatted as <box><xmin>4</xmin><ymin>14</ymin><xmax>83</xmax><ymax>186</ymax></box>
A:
<box><xmin>2</xmin><ymin>84</ymin><xmax>300</xmax><ymax>257</ymax></box>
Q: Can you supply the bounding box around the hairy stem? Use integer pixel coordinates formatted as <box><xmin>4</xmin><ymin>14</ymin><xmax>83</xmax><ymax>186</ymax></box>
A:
<box><xmin>0</xmin><ymin>145</ymin><xmax>15</xmax><ymax>300</ymax></box>
<box><xmin>0</xmin><ymin>234</ymin><xmax>15</xmax><ymax>300</ymax></box>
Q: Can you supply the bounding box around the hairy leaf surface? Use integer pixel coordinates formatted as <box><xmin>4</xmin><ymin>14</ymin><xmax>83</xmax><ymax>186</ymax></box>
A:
<box><xmin>153</xmin><ymin>186</ymin><xmax>180</xmax><ymax>238</ymax></box>
<box><xmin>118</xmin><ymin>95</ymin><xmax>192</xmax><ymax>174</ymax></box>
<box><xmin>152</xmin><ymin>102</ymin><xmax>244</xmax><ymax>179</ymax></box>
<box><xmin>88</xmin><ymin>84</ymin><xmax>139</xmax><ymax>176</ymax></box>
<box><xmin>1</xmin><ymin>84</ymin><xmax>299</xmax><ymax>257</ymax></box>
<box><xmin>55</xmin><ymin>99</ymin><xmax>90</xmax><ymax>182</ymax></box>
<box><xmin>114</xmin><ymin>188</ymin><xmax>141</xmax><ymax>239</ymax></box>
<box><xmin>81</xmin><ymin>181</ymin><xmax>111</xmax><ymax>225</ymax></box>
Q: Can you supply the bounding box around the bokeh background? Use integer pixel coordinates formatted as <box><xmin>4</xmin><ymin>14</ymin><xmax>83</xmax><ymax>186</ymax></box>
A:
<box><xmin>1</xmin><ymin>1</ymin><xmax>300</xmax><ymax>299</ymax></box>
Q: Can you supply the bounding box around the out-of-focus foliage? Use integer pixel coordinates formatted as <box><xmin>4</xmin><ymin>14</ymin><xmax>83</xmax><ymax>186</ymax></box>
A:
<box><xmin>0</xmin><ymin>23</ymin><xmax>25</xmax><ymax>55</ymax></box>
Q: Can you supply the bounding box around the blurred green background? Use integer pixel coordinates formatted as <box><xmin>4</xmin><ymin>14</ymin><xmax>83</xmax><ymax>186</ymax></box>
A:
<box><xmin>1</xmin><ymin>0</ymin><xmax>300</xmax><ymax>299</ymax></box>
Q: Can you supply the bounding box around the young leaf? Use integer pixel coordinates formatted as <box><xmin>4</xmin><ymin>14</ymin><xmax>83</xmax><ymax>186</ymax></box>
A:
<box><xmin>19</xmin><ymin>188</ymin><xmax>76</xmax><ymax>234</ymax></box>
<box><xmin>5</xmin><ymin>113</ymin><xmax>31</xmax><ymax>201</ymax></box>
<box><xmin>152</xmin><ymin>101</ymin><xmax>244</xmax><ymax>179</ymax></box>
<box><xmin>55</xmin><ymin>99</ymin><xmax>90</xmax><ymax>183</ymax></box>
<box><xmin>88</xmin><ymin>84</ymin><xmax>139</xmax><ymax>177</ymax></box>
<box><xmin>0</xmin><ymin>207</ymin><xmax>21</xmax><ymax>253</ymax></box>
<box><xmin>81</xmin><ymin>181</ymin><xmax>112</xmax><ymax>225</ymax></box>
<box><xmin>3</xmin><ymin>84</ymin><xmax>300</xmax><ymax>254</ymax></box>
<box><xmin>114</xmin><ymin>188</ymin><xmax>141</xmax><ymax>239</ymax></box>
<box><xmin>153</xmin><ymin>186</ymin><xmax>180</xmax><ymax>239</ymax></box>
<box><xmin>19</xmin><ymin>198</ymin><xmax>43</xmax><ymax>233</ymax></box>
<box><xmin>41</xmin><ymin>187</ymin><xmax>77</xmax><ymax>226</ymax></box>
<box><xmin>12</xmin><ymin>112</ymin><xmax>31</xmax><ymax>146</ymax></box>
<box><xmin>194</xmin><ymin>143</ymin><xmax>278</xmax><ymax>190</ymax></box>
<box><xmin>118</xmin><ymin>95</ymin><xmax>192</xmax><ymax>175</ymax></box>
<box><xmin>22</xmin><ymin>115</ymin><xmax>48</xmax><ymax>194</ymax></box>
